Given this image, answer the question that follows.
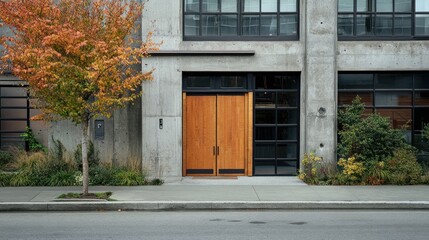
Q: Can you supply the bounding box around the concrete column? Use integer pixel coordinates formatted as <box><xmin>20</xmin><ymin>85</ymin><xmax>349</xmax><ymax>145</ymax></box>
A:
<box><xmin>304</xmin><ymin>0</ymin><xmax>337</xmax><ymax>163</ymax></box>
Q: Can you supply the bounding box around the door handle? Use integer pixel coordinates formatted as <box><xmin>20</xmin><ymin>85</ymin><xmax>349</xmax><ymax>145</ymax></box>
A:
<box><xmin>213</xmin><ymin>146</ymin><xmax>216</xmax><ymax>155</ymax></box>
<box><xmin>216</xmin><ymin>146</ymin><xmax>219</xmax><ymax>156</ymax></box>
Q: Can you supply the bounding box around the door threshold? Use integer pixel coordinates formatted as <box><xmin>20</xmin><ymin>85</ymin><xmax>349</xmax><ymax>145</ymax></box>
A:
<box><xmin>191</xmin><ymin>176</ymin><xmax>238</xmax><ymax>180</ymax></box>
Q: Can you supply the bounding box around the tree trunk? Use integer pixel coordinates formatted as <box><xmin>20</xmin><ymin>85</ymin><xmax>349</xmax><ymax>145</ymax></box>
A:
<box><xmin>82</xmin><ymin>118</ymin><xmax>90</xmax><ymax>196</ymax></box>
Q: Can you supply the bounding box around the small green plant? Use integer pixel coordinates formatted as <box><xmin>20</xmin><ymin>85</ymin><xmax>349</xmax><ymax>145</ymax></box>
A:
<box><xmin>0</xmin><ymin>172</ymin><xmax>13</xmax><ymax>187</ymax></box>
<box><xmin>385</xmin><ymin>148</ymin><xmax>422</xmax><ymax>185</ymax></box>
<box><xmin>112</xmin><ymin>170</ymin><xmax>145</xmax><ymax>186</ymax></box>
<box><xmin>299</xmin><ymin>152</ymin><xmax>323</xmax><ymax>184</ymax></box>
<box><xmin>0</xmin><ymin>150</ymin><xmax>14</xmax><ymax>168</ymax></box>
<box><xmin>337</xmin><ymin>156</ymin><xmax>365</xmax><ymax>185</ymax></box>
<box><xmin>58</xmin><ymin>192</ymin><xmax>113</xmax><ymax>200</ymax></box>
<box><xmin>364</xmin><ymin>161</ymin><xmax>389</xmax><ymax>185</ymax></box>
<box><xmin>149</xmin><ymin>178</ymin><xmax>164</xmax><ymax>185</ymax></box>
<box><xmin>423</xmin><ymin>123</ymin><xmax>429</xmax><ymax>141</ymax></box>
<box><xmin>74</xmin><ymin>141</ymin><xmax>99</xmax><ymax>169</ymax></box>
<box><xmin>48</xmin><ymin>170</ymin><xmax>79</xmax><ymax>186</ymax></box>
<box><xmin>21</xmin><ymin>127</ymin><xmax>46</xmax><ymax>152</ymax></box>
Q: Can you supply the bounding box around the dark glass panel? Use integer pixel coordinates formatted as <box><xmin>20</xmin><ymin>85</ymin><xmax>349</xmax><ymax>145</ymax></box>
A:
<box><xmin>394</xmin><ymin>14</ymin><xmax>412</xmax><ymax>35</ymax></box>
<box><xmin>376</xmin><ymin>0</ymin><xmax>393</xmax><ymax>12</ymax></box>
<box><xmin>414</xmin><ymin>108</ymin><xmax>429</xmax><ymax>130</ymax></box>
<box><xmin>261</xmin><ymin>0</ymin><xmax>277</xmax><ymax>12</ymax></box>
<box><xmin>375</xmin><ymin>14</ymin><xmax>393</xmax><ymax>35</ymax></box>
<box><xmin>185</xmin><ymin>76</ymin><xmax>211</xmax><ymax>88</ymax></box>
<box><xmin>255</xmin><ymin>92</ymin><xmax>276</xmax><ymax>108</ymax></box>
<box><xmin>220</xmin><ymin>76</ymin><xmax>246</xmax><ymax>88</ymax></box>
<box><xmin>375</xmin><ymin>74</ymin><xmax>413</xmax><ymax>89</ymax></box>
<box><xmin>277</xmin><ymin>143</ymin><xmax>297</xmax><ymax>158</ymax></box>
<box><xmin>242</xmin><ymin>15</ymin><xmax>260</xmax><ymax>35</ymax></box>
<box><xmin>338</xmin><ymin>14</ymin><xmax>354</xmax><ymax>36</ymax></box>
<box><xmin>254</xmin><ymin>160</ymin><xmax>275</xmax><ymax>175</ymax></box>
<box><xmin>376</xmin><ymin>108</ymin><xmax>412</xmax><ymax>129</ymax></box>
<box><xmin>279</xmin><ymin>15</ymin><xmax>297</xmax><ymax>36</ymax></box>
<box><xmin>255</xmin><ymin>109</ymin><xmax>276</xmax><ymax>124</ymax></box>
<box><xmin>357</xmin><ymin>14</ymin><xmax>374</xmax><ymax>35</ymax></box>
<box><xmin>0</xmin><ymin>87</ymin><xmax>27</xmax><ymax>97</ymax></box>
<box><xmin>415</xmin><ymin>14</ymin><xmax>429</xmax><ymax>35</ymax></box>
<box><xmin>277</xmin><ymin>126</ymin><xmax>298</xmax><ymax>140</ymax></box>
<box><xmin>254</xmin><ymin>143</ymin><xmax>275</xmax><ymax>158</ymax></box>
<box><xmin>415</xmin><ymin>91</ymin><xmax>429</xmax><ymax>106</ymax></box>
<box><xmin>0</xmin><ymin>98</ymin><xmax>27</xmax><ymax>107</ymax></box>
<box><xmin>374</xmin><ymin>92</ymin><xmax>412</xmax><ymax>106</ymax></box>
<box><xmin>338</xmin><ymin>92</ymin><xmax>373</xmax><ymax>106</ymax></box>
<box><xmin>1</xmin><ymin>121</ymin><xmax>27</xmax><ymax>131</ymax></box>
<box><xmin>202</xmin><ymin>15</ymin><xmax>219</xmax><ymax>36</ymax></box>
<box><xmin>278</xmin><ymin>109</ymin><xmax>298</xmax><ymax>124</ymax></box>
<box><xmin>260</xmin><ymin>15</ymin><xmax>277</xmax><ymax>36</ymax></box>
<box><xmin>255</xmin><ymin>127</ymin><xmax>276</xmax><ymax>140</ymax></box>
<box><xmin>277</xmin><ymin>161</ymin><xmax>298</xmax><ymax>175</ymax></box>
<box><xmin>185</xmin><ymin>0</ymin><xmax>200</xmax><ymax>12</ymax></box>
<box><xmin>277</xmin><ymin>92</ymin><xmax>298</xmax><ymax>107</ymax></box>
<box><xmin>414</xmin><ymin>133</ymin><xmax>429</xmax><ymax>152</ymax></box>
<box><xmin>255</xmin><ymin>74</ymin><xmax>299</xmax><ymax>89</ymax></box>
<box><xmin>338</xmin><ymin>73</ymin><xmax>374</xmax><ymax>89</ymax></box>
<box><xmin>221</xmin><ymin>15</ymin><xmax>238</xmax><ymax>36</ymax></box>
<box><xmin>415</xmin><ymin>73</ymin><xmax>429</xmax><ymax>89</ymax></box>
<box><xmin>184</xmin><ymin>15</ymin><xmax>200</xmax><ymax>36</ymax></box>
<box><xmin>338</xmin><ymin>0</ymin><xmax>354</xmax><ymax>12</ymax></box>
<box><xmin>395</xmin><ymin>0</ymin><xmax>412</xmax><ymax>12</ymax></box>
<box><xmin>1</xmin><ymin>109</ymin><xmax>26</xmax><ymax>119</ymax></box>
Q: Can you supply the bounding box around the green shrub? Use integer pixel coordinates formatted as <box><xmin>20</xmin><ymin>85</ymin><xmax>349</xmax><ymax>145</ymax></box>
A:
<box><xmin>298</xmin><ymin>152</ymin><xmax>323</xmax><ymax>184</ymax></box>
<box><xmin>112</xmin><ymin>170</ymin><xmax>145</xmax><ymax>186</ymax></box>
<box><xmin>364</xmin><ymin>160</ymin><xmax>389</xmax><ymax>185</ymax></box>
<box><xmin>48</xmin><ymin>171</ymin><xmax>79</xmax><ymax>186</ymax></box>
<box><xmin>89</xmin><ymin>165</ymin><xmax>117</xmax><ymax>185</ymax></box>
<box><xmin>148</xmin><ymin>178</ymin><xmax>164</xmax><ymax>185</ymax></box>
<box><xmin>423</xmin><ymin>123</ymin><xmax>429</xmax><ymax>141</ymax></box>
<box><xmin>21</xmin><ymin>127</ymin><xmax>46</xmax><ymax>152</ymax></box>
<box><xmin>385</xmin><ymin>148</ymin><xmax>422</xmax><ymax>185</ymax></box>
<box><xmin>74</xmin><ymin>141</ymin><xmax>99</xmax><ymax>170</ymax></box>
<box><xmin>337</xmin><ymin>156</ymin><xmax>365</xmax><ymax>185</ymax></box>
<box><xmin>0</xmin><ymin>150</ymin><xmax>14</xmax><ymax>168</ymax></box>
<box><xmin>0</xmin><ymin>172</ymin><xmax>13</xmax><ymax>187</ymax></box>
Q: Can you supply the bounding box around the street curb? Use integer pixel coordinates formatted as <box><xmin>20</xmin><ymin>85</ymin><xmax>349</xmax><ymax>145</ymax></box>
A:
<box><xmin>1</xmin><ymin>201</ymin><xmax>429</xmax><ymax>211</ymax></box>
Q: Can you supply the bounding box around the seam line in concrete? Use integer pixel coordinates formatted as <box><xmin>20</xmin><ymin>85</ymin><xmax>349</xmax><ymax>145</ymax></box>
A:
<box><xmin>252</xmin><ymin>186</ymin><xmax>261</xmax><ymax>201</ymax></box>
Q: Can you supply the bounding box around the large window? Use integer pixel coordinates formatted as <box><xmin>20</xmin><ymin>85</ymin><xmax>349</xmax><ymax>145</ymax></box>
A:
<box><xmin>338</xmin><ymin>0</ymin><xmax>429</xmax><ymax>39</ymax></box>
<box><xmin>338</xmin><ymin>72</ymin><xmax>429</xmax><ymax>162</ymax></box>
<box><xmin>183</xmin><ymin>0</ymin><xmax>299</xmax><ymax>40</ymax></box>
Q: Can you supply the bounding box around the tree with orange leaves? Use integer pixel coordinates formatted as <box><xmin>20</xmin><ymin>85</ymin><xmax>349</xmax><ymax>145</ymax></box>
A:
<box><xmin>0</xmin><ymin>0</ymin><xmax>158</xmax><ymax>195</ymax></box>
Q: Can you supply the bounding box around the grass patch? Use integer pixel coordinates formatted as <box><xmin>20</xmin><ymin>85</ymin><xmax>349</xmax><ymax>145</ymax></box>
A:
<box><xmin>58</xmin><ymin>191</ymin><xmax>114</xmax><ymax>200</ymax></box>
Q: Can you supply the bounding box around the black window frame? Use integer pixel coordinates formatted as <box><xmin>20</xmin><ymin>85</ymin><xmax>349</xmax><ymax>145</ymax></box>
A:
<box><xmin>183</xmin><ymin>0</ymin><xmax>300</xmax><ymax>41</ymax></box>
<box><xmin>338</xmin><ymin>0</ymin><xmax>429</xmax><ymax>40</ymax></box>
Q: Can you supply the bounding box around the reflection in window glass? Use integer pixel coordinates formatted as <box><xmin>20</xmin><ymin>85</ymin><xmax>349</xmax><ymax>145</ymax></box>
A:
<box><xmin>376</xmin><ymin>74</ymin><xmax>413</xmax><ymax>89</ymax></box>
<box><xmin>278</xmin><ymin>110</ymin><xmax>298</xmax><ymax>124</ymax></box>
<box><xmin>415</xmin><ymin>14</ymin><xmax>429</xmax><ymax>35</ymax></box>
<box><xmin>416</xmin><ymin>0</ymin><xmax>429</xmax><ymax>12</ymax></box>
<box><xmin>242</xmin><ymin>15</ymin><xmax>260</xmax><ymax>35</ymax></box>
<box><xmin>244</xmin><ymin>0</ymin><xmax>260</xmax><ymax>12</ymax></box>
<box><xmin>185</xmin><ymin>15</ymin><xmax>200</xmax><ymax>36</ymax></box>
<box><xmin>357</xmin><ymin>14</ymin><xmax>374</xmax><ymax>35</ymax></box>
<box><xmin>185</xmin><ymin>76</ymin><xmax>211</xmax><ymax>88</ymax></box>
<box><xmin>376</xmin><ymin>108</ymin><xmax>412</xmax><ymax>130</ymax></box>
<box><xmin>394</xmin><ymin>14</ymin><xmax>412</xmax><ymax>35</ymax></box>
<box><xmin>221</xmin><ymin>15</ymin><xmax>238</xmax><ymax>35</ymax></box>
<box><xmin>395</xmin><ymin>0</ymin><xmax>411</xmax><ymax>12</ymax></box>
<box><xmin>202</xmin><ymin>0</ymin><xmax>219</xmax><ymax>12</ymax></box>
<box><xmin>254</xmin><ymin>161</ymin><xmax>275</xmax><ymax>175</ymax></box>
<box><xmin>277</xmin><ymin>143</ymin><xmax>297</xmax><ymax>158</ymax></box>
<box><xmin>256</xmin><ymin>109</ymin><xmax>276</xmax><ymax>124</ymax></box>
<box><xmin>376</xmin><ymin>15</ymin><xmax>393</xmax><ymax>35</ymax></box>
<box><xmin>415</xmin><ymin>91</ymin><xmax>429</xmax><ymax>106</ymax></box>
<box><xmin>277</xmin><ymin>127</ymin><xmax>297</xmax><ymax>140</ymax></box>
<box><xmin>261</xmin><ymin>0</ymin><xmax>277</xmax><ymax>12</ymax></box>
<box><xmin>279</xmin><ymin>15</ymin><xmax>297</xmax><ymax>36</ymax></box>
<box><xmin>357</xmin><ymin>0</ymin><xmax>373</xmax><ymax>11</ymax></box>
<box><xmin>221</xmin><ymin>0</ymin><xmax>237</xmax><ymax>12</ymax></box>
<box><xmin>338</xmin><ymin>73</ymin><xmax>374</xmax><ymax>89</ymax></box>
<box><xmin>277</xmin><ymin>92</ymin><xmax>298</xmax><ymax>107</ymax></box>
<box><xmin>185</xmin><ymin>0</ymin><xmax>199</xmax><ymax>12</ymax></box>
<box><xmin>338</xmin><ymin>14</ymin><xmax>354</xmax><ymax>36</ymax></box>
<box><xmin>260</xmin><ymin>15</ymin><xmax>277</xmax><ymax>36</ymax></box>
<box><xmin>277</xmin><ymin>161</ymin><xmax>298</xmax><ymax>175</ymax></box>
<box><xmin>201</xmin><ymin>15</ymin><xmax>219</xmax><ymax>36</ymax></box>
<box><xmin>220</xmin><ymin>76</ymin><xmax>245</xmax><ymax>88</ymax></box>
<box><xmin>280</xmin><ymin>0</ymin><xmax>296</xmax><ymax>12</ymax></box>
<box><xmin>255</xmin><ymin>143</ymin><xmax>275</xmax><ymax>158</ymax></box>
<box><xmin>374</xmin><ymin>92</ymin><xmax>412</xmax><ymax>106</ymax></box>
<box><xmin>255</xmin><ymin>92</ymin><xmax>276</xmax><ymax>108</ymax></box>
<box><xmin>338</xmin><ymin>0</ymin><xmax>354</xmax><ymax>12</ymax></box>
<box><xmin>338</xmin><ymin>92</ymin><xmax>373</xmax><ymax>106</ymax></box>
<box><xmin>377</xmin><ymin>0</ymin><xmax>393</xmax><ymax>12</ymax></box>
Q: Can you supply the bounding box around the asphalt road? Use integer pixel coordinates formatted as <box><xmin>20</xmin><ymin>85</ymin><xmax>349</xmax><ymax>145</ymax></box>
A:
<box><xmin>0</xmin><ymin>210</ymin><xmax>428</xmax><ymax>240</ymax></box>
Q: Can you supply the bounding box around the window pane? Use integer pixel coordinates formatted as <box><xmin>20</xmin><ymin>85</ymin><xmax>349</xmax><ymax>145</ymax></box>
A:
<box><xmin>221</xmin><ymin>0</ymin><xmax>237</xmax><ymax>12</ymax></box>
<box><xmin>377</xmin><ymin>0</ymin><xmax>393</xmax><ymax>12</ymax></box>
<box><xmin>415</xmin><ymin>91</ymin><xmax>429</xmax><ymax>106</ymax></box>
<box><xmin>255</xmin><ymin>92</ymin><xmax>276</xmax><ymax>108</ymax></box>
<box><xmin>255</xmin><ymin>109</ymin><xmax>276</xmax><ymax>124</ymax></box>
<box><xmin>277</xmin><ymin>143</ymin><xmax>297</xmax><ymax>158</ymax></box>
<box><xmin>394</xmin><ymin>14</ymin><xmax>412</xmax><ymax>35</ymax></box>
<box><xmin>202</xmin><ymin>15</ymin><xmax>219</xmax><ymax>36</ymax></box>
<box><xmin>278</xmin><ymin>109</ymin><xmax>298</xmax><ymax>124</ymax></box>
<box><xmin>338</xmin><ymin>0</ymin><xmax>354</xmax><ymax>12</ymax></box>
<box><xmin>338</xmin><ymin>92</ymin><xmax>373</xmax><ymax>106</ymax></box>
<box><xmin>221</xmin><ymin>15</ymin><xmax>238</xmax><ymax>35</ymax></box>
<box><xmin>414</xmin><ymin>108</ymin><xmax>429</xmax><ymax>130</ymax></box>
<box><xmin>338</xmin><ymin>73</ymin><xmax>374</xmax><ymax>89</ymax></box>
<box><xmin>242</xmin><ymin>15</ymin><xmax>259</xmax><ymax>35</ymax></box>
<box><xmin>375</xmin><ymin>74</ymin><xmax>413</xmax><ymax>89</ymax></box>
<box><xmin>415</xmin><ymin>73</ymin><xmax>429</xmax><ymax>89</ymax></box>
<box><xmin>375</xmin><ymin>15</ymin><xmax>393</xmax><ymax>35</ymax></box>
<box><xmin>184</xmin><ymin>15</ymin><xmax>200</xmax><ymax>36</ymax></box>
<box><xmin>279</xmin><ymin>15</ymin><xmax>297</xmax><ymax>36</ymax></box>
<box><xmin>261</xmin><ymin>0</ymin><xmax>277</xmax><ymax>12</ymax></box>
<box><xmin>338</xmin><ymin>14</ymin><xmax>354</xmax><ymax>36</ymax></box>
<box><xmin>277</xmin><ymin>92</ymin><xmax>298</xmax><ymax>107</ymax></box>
<box><xmin>202</xmin><ymin>0</ymin><xmax>219</xmax><ymax>12</ymax></box>
<box><xmin>416</xmin><ymin>0</ymin><xmax>429</xmax><ymax>12</ymax></box>
<box><xmin>185</xmin><ymin>76</ymin><xmax>211</xmax><ymax>88</ymax></box>
<box><xmin>277</xmin><ymin>126</ymin><xmax>298</xmax><ymax>140</ymax></box>
<box><xmin>357</xmin><ymin>14</ymin><xmax>374</xmax><ymax>35</ymax></box>
<box><xmin>185</xmin><ymin>0</ymin><xmax>199</xmax><ymax>12</ymax></box>
<box><xmin>357</xmin><ymin>0</ymin><xmax>375</xmax><ymax>11</ymax></box>
<box><xmin>376</xmin><ymin>108</ymin><xmax>412</xmax><ymax>130</ymax></box>
<box><xmin>254</xmin><ymin>143</ymin><xmax>275</xmax><ymax>158</ymax></box>
<box><xmin>374</xmin><ymin>92</ymin><xmax>412</xmax><ymax>106</ymax></box>
<box><xmin>280</xmin><ymin>0</ymin><xmax>296</xmax><ymax>12</ymax></box>
<box><xmin>243</xmin><ymin>0</ymin><xmax>260</xmax><ymax>12</ymax></box>
<box><xmin>254</xmin><ymin>160</ymin><xmax>275</xmax><ymax>175</ymax></box>
<box><xmin>277</xmin><ymin>161</ymin><xmax>298</xmax><ymax>175</ymax></box>
<box><xmin>220</xmin><ymin>75</ymin><xmax>245</xmax><ymax>87</ymax></box>
<box><xmin>255</xmin><ymin>74</ymin><xmax>299</xmax><ymax>89</ymax></box>
<box><xmin>260</xmin><ymin>15</ymin><xmax>277</xmax><ymax>36</ymax></box>
<box><xmin>415</xmin><ymin>14</ymin><xmax>429</xmax><ymax>35</ymax></box>
<box><xmin>255</xmin><ymin>127</ymin><xmax>276</xmax><ymax>140</ymax></box>
<box><xmin>395</xmin><ymin>0</ymin><xmax>411</xmax><ymax>12</ymax></box>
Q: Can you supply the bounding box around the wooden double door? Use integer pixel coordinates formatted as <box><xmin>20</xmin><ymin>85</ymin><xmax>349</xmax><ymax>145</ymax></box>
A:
<box><xmin>184</xmin><ymin>94</ymin><xmax>247</xmax><ymax>176</ymax></box>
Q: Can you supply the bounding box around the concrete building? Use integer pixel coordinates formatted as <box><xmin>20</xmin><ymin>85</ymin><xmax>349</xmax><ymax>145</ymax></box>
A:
<box><xmin>1</xmin><ymin>0</ymin><xmax>429</xmax><ymax>181</ymax></box>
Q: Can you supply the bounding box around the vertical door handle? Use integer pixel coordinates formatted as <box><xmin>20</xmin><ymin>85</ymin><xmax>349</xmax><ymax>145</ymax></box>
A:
<box><xmin>216</xmin><ymin>146</ymin><xmax>219</xmax><ymax>155</ymax></box>
<box><xmin>213</xmin><ymin>146</ymin><xmax>216</xmax><ymax>155</ymax></box>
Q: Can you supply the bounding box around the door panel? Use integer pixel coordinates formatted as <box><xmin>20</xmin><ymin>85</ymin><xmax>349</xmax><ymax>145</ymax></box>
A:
<box><xmin>185</xmin><ymin>95</ymin><xmax>217</xmax><ymax>175</ymax></box>
<box><xmin>217</xmin><ymin>95</ymin><xmax>246</xmax><ymax>175</ymax></box>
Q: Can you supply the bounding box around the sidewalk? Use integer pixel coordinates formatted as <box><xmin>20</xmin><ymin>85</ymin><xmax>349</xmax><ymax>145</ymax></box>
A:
<box><xmin>1</xmin><ymin>177</ymin><xmax>429</xmax><ymax>211</ymax></box>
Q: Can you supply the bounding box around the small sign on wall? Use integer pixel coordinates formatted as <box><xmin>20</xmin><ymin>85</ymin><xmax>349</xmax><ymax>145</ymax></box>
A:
<box><xmin>94</xmin><ymin>120</ymin><xmax>104</xmax><ymax>140</ymax></box>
